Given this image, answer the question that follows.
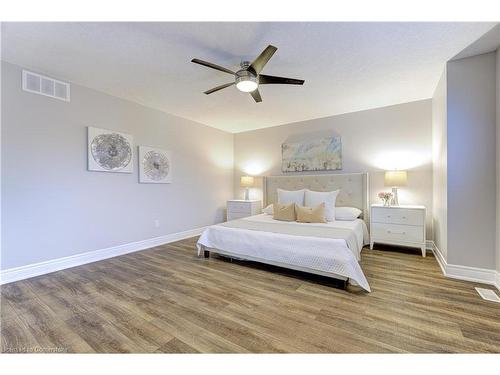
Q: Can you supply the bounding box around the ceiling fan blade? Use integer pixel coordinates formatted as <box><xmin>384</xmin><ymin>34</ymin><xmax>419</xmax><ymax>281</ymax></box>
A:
<box><xmin>204</xmin><ymin>82</ymin><xmax>235</xmax><ymax>95</ymax></box>
<box><xmin>259</xmin><ymin>74</ymin><xmax>305</xmax><ymax>85</ymax></box>
<box><xmin>191</xmin><ymin>58</ymin><xmax>235</xmax><ymax>75</ymax></box>
<box><xmin>248</xmin><ymin>45</ymin><xmax>278</xmax><ymax>74</ymax></box>
<box><xmin>250</xmin><ymin>89</ymin><xmax>262</xmax><ymax>103</ymax></box>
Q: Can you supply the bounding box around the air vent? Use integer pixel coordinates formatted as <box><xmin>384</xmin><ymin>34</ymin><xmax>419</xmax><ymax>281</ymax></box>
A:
<box><xmin>22</xmin><ymin>70</ymin><xmax>70</xmax><ymax>102</ymax></box>
<box><xmin>475</xmin><ymin>287</ymin><xmax>500</xmax><ymax>303</ymax></box>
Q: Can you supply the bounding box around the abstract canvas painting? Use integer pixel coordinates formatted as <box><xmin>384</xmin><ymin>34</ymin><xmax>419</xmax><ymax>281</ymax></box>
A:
<box><xmin>282</xmin><ymin>136</ymin><xmax>342</xmax><ymax>172</ymax></box>
<box><xmin>88</xmin><ymin>127</ymin><xmax>133</xmax><ymax>173</ymax></box>
<box><xmin>139</xmin><ymin>146</ymin><xmax>172</xmax><ymax>183</ymax></box>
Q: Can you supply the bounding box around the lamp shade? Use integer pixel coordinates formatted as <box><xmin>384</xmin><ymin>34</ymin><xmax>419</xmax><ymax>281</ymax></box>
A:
<box><xmin>384</xmin><ymin>170</ymin><xmax>407</xmax><ymax>187</ymax></box>
<box><xmin>240</xmin><ymin>175</ymin><xmax>254</xmax><ymax>188</ymax></box>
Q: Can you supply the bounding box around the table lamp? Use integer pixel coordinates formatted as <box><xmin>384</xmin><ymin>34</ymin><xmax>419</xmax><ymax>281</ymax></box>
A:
<box><xmin>384</xmin><ymin>170</ymin><xmax>407</xmax><ymax>206</ymax></box>
<box><xmin>240</xmin><ymin>176</ymin><xmax>254</xmax><ymax>200</ymax></box>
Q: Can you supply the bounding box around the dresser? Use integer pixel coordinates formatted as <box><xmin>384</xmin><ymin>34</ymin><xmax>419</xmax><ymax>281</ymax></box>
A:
<box><xmin>227</xmin><ymin>200</ymin><xmax>261</xmax><ymax>221</ymax></box>
<box><xmin>370</xmin><ymin>204</ymin><xmax>427</xmax><ymax>257</ymax></box>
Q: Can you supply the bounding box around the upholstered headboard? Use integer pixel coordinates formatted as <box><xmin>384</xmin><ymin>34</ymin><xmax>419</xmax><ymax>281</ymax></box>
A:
<box><xmin>263</xmin><ymin>173</ymin><xmax>369</xmax><ymax>220</ymax></box>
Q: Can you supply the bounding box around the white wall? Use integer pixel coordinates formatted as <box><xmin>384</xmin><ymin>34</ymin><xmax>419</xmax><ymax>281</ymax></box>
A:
<box><xmin>234</xmin><ymin>100</ymin><xmax>434</xmax><ymax>238</ymax></box>
<box><xmin>1</xmin><ymin>61</ymin><xmax>234</xmax><ymax>270</ymax></box>
<box><xmin>446</xmin><ymin>52</ymin><xmax>497</xmax><ymax>269</ymax></box>
<box><xmin>432</xmin><ymin>69</ymin><xmax>448</xmax><ymax>260</ymax></box>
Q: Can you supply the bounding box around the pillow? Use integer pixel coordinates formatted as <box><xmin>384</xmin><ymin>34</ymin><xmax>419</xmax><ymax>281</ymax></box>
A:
<box><xmin>304</xmin><ymin>189</ymin><xmax>339</xmax><ymax>221</ymax></box>
<box><xmin>263</xmin><ymin>204</ymin><xmax>274</xmax><ymax>215</ymax></box>
<box><xmin>295</xmin><ymin>203</ymin><xmax>327</xmax><ymax>223</ymax></box>
<box><xmin>273</xmin><ymin>203</ymin><xmax>296</xmax><ymax>221</ymax></box>
<box><xmin>335</xmin><ymin>207</ymin><xmax>362</xmax><ymax>221</ymax></box>
<box><xmin>277</xmin><ymin>188</ymin><xmax>305</xmax><ymax>206</ymax></box>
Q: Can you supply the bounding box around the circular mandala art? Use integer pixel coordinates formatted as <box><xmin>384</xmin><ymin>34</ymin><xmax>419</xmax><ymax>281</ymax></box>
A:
<box><xmin>143</xmin><ymin>150</ymin><xmax>170</xmax><ymax>181</ymax></box>
<box><xmin>91</xmin><ymin>133</ymin><xmax>132</xmax><ymax>171</ymax></box>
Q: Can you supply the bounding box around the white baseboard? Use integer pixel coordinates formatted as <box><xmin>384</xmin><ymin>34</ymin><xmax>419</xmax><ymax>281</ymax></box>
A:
<box><xmin>428</xmin><ymin>240</ymin><xmax>447</xmax><ymax>276</ymax></box>
<box><xmin>0</xmin><ymin>226</ymin><xmax>206</xmax><ymax>285</ymax></box>
<box><xmin>429</xmin><ymin>241</ymin><xmax>500</xmax><ymax>291</ymax></box>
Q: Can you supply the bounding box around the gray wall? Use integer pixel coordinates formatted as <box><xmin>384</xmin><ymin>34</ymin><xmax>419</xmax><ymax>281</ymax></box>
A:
<box><xmin>432</xmin><ymin>69</ymin><xmax>448</xmax><ymax>260</ymax></box>
<box><xmin>233</xmin><ymin>100</ymin><xmax>434</xmax><ymax>238</ymax></box>
<box><xmin>1</xmin><ymin>61</ymin><xmax>234</xmax><ymax>270</ymax></box>
<box><xmin>446</xmin><ymin>52</ymin><xmax>497</xmax><ymax>269</ymax></box>
<box><xmin>4</xmin><ymin>54</ymin><xmax>499</xmax><ymax>273</ymax></box>
<box><xmin>497</xmin><ymin>48</ymin><xmax>500</xmax><ymax>273</ymax></box>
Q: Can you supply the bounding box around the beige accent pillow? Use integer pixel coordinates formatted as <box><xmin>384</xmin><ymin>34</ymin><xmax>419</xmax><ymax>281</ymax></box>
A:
<box><xmin>273</xmin><ymin>203</ymin><xmax>296</xmax><ymax>221</ymax></box>
<box><xmin>295</xmin><ymin>203</ymin><xmax>327</xmax><ymax>223</ymax></box>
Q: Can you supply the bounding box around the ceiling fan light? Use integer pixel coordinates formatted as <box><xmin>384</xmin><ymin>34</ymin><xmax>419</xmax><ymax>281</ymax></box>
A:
<box><xmin>236</xmin><ymin>79</ymin><xmax>258</xmax><ymax>92</ymax></box>
<box><xmin>235</xmin><ymin>69</ymin><xmax>258</xmax><ymax>92</ymax></box>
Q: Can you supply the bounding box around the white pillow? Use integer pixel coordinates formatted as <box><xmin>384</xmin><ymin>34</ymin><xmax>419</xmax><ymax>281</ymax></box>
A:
<box><xmin>335</xmin><ymin>207</ymin><xmax>362</xmax><ymax>221</ymax></box>
<box><xmin>277</xmin><ymin>188</ymin><xmax>305</xmax><ymax>206</ymax></box>
<box><xmin>263</xmin><ymin>204</ymin><xmax>274</xmax><ymax>215</ymax></box>
<box><xmin>304</xmin><ymin>189</ymin><xmax>339</xmax><ymax>221</ymax></box>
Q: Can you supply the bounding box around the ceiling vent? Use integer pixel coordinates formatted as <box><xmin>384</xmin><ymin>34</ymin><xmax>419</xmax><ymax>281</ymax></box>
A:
<box><xmin>22</xmin><ymin>70</ymin><xmax>70</xmax><ymax>102</ymax></box>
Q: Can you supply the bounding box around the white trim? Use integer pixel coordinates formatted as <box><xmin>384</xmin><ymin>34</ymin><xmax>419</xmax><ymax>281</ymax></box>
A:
<box><xmin>495</xmin><ymin>271</ymin><xmax>500</xmax><ymax>291</ymax></box>
<box><xmin>445</xmin><ymin>263</ymin><xmax>498</xmax><ymax>286</ymax></box>
<box><xmin>0</xmin><ymin>226</ymin><xmax>206</xmax><ymax>285</ymax></box>
<box><xmin>429</xmin><ymin>241</ymin><xmax>500</xmax><ymax>291</ymax></box>
<box><xmin>428</xmin><ymin>240</ymin><xmax>447</xmax><ymax>276</ymax></box>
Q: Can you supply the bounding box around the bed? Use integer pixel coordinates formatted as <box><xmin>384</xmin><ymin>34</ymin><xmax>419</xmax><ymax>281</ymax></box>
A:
<box><xmin>196</xmin><ymin>173</ymin><xmax>371</xmax><ymax>292</ymax></box>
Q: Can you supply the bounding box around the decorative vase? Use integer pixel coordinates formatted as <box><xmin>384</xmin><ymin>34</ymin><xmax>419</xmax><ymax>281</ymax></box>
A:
<box><xmin>383</xmin><ymin>199</ymin><xmax>390</xmax><ymax>207</ymax></box>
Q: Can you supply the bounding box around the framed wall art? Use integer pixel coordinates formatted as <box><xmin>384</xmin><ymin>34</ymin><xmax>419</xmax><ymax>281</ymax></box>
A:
<box><xmin>87</xmin><ymin>127</ymin><xmax>133</xmax><ymax>173</ymax></box>
<box><xmin>139</xmin><ymin>146</ymin><xmax>172</xmax><ymax>184</ymax></box>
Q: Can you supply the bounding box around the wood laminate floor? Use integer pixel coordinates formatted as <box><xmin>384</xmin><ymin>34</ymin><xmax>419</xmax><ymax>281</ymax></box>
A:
<box><xmin>1</xmin><ymin>237</ymin><xmax>499</xmax><ymax>353</ymax></box>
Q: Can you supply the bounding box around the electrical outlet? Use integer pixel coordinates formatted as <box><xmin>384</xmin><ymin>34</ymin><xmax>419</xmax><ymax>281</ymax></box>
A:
<box><xmin>154</xmin><ymin>219</ymin><xmax>160</xmax><ymax>228</ymax></box>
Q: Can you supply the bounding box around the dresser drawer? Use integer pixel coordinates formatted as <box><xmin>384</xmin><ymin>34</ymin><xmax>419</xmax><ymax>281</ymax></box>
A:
<box><xmin>227</xmin><ymin>201</ymin><xmax>252</xmax><ymax>214</ymax></box>
<box><xmin>371</xmin><ymin>223</ymin><xmax>424</xmax><ymax>243</ymax></box>
<box><xmin>371</xmin><ymin>207</ymin><xmax>424</xmax><ymax>226</ymax></box>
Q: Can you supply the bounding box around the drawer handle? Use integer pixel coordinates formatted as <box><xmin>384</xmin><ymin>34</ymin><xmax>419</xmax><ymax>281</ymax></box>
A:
<box><xmin>402</xmin><ymin>216</ymin><xmax>407</xmax><ymax>219</ymax></box>
<box><xmin>387</xmin><ymin>230</ymin><xmax>406</xmax><ymax>235</ymax></box>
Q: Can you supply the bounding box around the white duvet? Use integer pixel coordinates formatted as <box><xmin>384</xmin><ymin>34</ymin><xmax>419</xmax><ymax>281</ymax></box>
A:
<box><xmin>196</xmin><ymin>214</ymin><xmax>371</xmax><ymax>292</ymax></box>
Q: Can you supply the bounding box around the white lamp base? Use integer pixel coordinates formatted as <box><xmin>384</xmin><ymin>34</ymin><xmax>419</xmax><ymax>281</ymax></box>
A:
<box><xmin>390</xmin><ymin>187</ymin><xmax>399</xmax><ymax>206</ymax></box>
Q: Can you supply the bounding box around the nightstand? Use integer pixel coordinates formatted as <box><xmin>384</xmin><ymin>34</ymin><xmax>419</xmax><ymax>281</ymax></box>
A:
<box><xmin>227</xmin><ymin>200</ymin><xmax>261</xmax><ymax>221</ymax></box>
<box><xmin>370</xmin><ymin>204</ymin><xmax>427</xmax><ymax>257</ymax></box>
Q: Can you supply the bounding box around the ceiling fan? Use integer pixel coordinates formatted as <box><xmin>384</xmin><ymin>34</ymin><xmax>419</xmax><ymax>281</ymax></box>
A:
<box><xmin>191</xmin><ymin>45</ymin><xmax>305</xmax><ymax>103</ymax></box>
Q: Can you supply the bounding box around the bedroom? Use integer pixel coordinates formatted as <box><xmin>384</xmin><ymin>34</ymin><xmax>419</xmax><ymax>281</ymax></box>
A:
<box><xmin>1</xmin><ymin>0</ymin><xmax>500</xmax><ymax>372</ymax></box>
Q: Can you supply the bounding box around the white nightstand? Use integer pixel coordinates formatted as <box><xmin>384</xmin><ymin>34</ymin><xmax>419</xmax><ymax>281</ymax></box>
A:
<box><xmin>370</xmin><ymin>204</ymin><xmax>427</xmax><ymax>257</ymax></box>
<box><xmin>227</xmin><ymin>200</ymin><xmax>261</xmax><ymax>221</ymax></box>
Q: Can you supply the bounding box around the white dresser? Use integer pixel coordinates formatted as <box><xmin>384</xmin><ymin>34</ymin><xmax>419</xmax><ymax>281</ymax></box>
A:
<box><xmin>227</xmin><ymin>200</ymin><xmax>261</xmax><ymax>221</ymax></box>
<box><xmin>370</xmin><ymin>204</ymin><xmax>427</xmax><ymax>257</ymax></box>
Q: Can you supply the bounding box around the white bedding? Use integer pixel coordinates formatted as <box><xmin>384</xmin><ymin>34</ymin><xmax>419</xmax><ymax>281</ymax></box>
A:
<box><xmin>244</xmin><ymin>214</ymin><xmax>369</xmax><ymax>260</ymax></box>
<box><xmin>196</xmin><ymin>214</ymin><xmax>371</xmax><ymax>292</ymax></box>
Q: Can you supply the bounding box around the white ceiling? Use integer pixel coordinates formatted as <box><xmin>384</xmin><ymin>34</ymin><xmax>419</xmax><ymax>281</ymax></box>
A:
<box><xmin>1</xmin><ymin>22</ymin><xmax>496</xmax><ymax>133</ymax></box>
<box><xmin>452</xmin><ymin>23</ymin><xmax>500</xmax><ymax>60</ymax></box>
